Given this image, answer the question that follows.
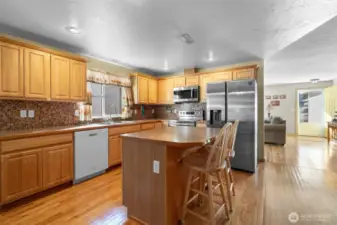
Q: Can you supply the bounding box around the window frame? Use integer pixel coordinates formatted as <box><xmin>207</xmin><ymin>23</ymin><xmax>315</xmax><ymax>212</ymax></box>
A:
<box><xmin>90</xmin><ymin>82</ymin><xmax>122</xmax><ymax>119</ymax></box>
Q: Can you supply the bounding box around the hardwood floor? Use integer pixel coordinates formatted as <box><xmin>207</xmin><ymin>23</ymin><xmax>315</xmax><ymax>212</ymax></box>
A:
<box><xmin>1</xmin><ymin>136</ymin><xmax>336</xmax><ymax>225</ymax></box>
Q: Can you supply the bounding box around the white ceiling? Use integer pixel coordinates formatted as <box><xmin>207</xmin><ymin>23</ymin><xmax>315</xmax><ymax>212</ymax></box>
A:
<box><xmin>1</xmin><ymin>0</ymin><xmax>337</xmax><ymax>83</ymax></box>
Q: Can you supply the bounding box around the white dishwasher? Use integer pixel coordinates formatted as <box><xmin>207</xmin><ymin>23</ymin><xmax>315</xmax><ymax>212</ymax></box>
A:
<box><xmin>74</xmin><ymin>128</ymin><xmax>108</xmax><ymax>184</ymax></box>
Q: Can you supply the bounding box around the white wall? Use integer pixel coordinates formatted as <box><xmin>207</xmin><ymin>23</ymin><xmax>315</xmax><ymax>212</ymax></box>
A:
<box><xmin>264</xmin><ymin>81</ymin><xmax>333</xmax><ymax>134</ymax></box>
<box><xmin>334</xmin><ymin>78</ymin><xmax>337</xmax><ymax>85</ymax></box>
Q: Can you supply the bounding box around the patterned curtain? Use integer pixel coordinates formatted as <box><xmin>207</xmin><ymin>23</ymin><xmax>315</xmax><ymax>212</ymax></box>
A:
<box><xmin>121</xmin><ymin>87</ymin><xmax>134</xmax><ymax>119</ymax></box>
<box><xmin>87</xmin><ymin>69</ymin><xmax>132</xmax><ymax>87</ymax></box>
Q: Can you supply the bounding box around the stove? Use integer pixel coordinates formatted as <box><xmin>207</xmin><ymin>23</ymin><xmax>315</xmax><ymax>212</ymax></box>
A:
<box><xmin>168</xmin><ymin>110</ymin><xmax>203</xmax><ymax>127</ymax></box>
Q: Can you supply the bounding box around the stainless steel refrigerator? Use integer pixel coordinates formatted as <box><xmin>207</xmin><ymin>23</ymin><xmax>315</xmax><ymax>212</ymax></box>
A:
<box><xmin>206</xmin><ymin>80</ymin><xmax>257</xmax><ymax>173</ymax></box>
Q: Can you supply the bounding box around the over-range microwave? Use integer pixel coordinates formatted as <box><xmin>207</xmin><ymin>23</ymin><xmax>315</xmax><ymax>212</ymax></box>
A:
<box><xmin>173</xmin><ymin>86</ymin><xmax>200</xmax><ymax>103</ymax></box>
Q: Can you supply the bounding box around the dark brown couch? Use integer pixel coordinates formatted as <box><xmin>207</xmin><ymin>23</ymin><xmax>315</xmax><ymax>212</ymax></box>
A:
<box><xmin>264</xmin><ymin>117</ymin><xmax>286</xmax><ymax>145</ymax></box>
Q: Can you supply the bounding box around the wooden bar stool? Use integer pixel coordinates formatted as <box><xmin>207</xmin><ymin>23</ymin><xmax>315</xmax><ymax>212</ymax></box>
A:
<box><xmin>180</xmin><ymin>123</ymin><xmax>232</xmax><ymax>225</ymax></box>
<box><xmin>222</xmin><ymin>120</ymin><xmax>239</xmax><ymax>212</ymax></box>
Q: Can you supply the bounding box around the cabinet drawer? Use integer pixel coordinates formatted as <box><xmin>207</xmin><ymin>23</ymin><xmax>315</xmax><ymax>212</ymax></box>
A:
<box><xmin>109</xmin><ymin>125</ymin><xmax>141</xmax><ymax>136</ymax></box>
<box><xmin>155</xmin><ymin>122</ymin><xmax>163</xmax><ymax>129</ymax></box>
<box><xmin>1</xmin><ymin>133</ymin><xmax>73</xmax><ymax>153</ymax></box>
<box><xmin>141</xmin><ymin>123</ymin><xmax>155</xmax><ymax>130</ymax></box>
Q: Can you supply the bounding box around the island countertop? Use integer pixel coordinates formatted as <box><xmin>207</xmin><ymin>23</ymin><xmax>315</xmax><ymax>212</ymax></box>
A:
<box><xmin>121</xmin><ymin>126</ymin><xmax>220</xmax><ymax>146</ymax></box>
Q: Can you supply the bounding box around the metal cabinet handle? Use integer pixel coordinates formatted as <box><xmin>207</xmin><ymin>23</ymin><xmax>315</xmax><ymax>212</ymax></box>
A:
<box><xmin>89</xmin><ymin>133</ymin><xmax>98</xmax><ymax>137</ymax></box>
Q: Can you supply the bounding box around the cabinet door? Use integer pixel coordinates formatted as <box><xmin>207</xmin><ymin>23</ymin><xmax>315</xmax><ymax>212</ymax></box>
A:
<box><xmin>155</xmin><ymin>122</ymin><xmax>163</xmax><ymax>129</ymax></box>
<box><xmin>173</xmin><ymin>77</ymin><xmax>186</xmax><ymax>87</ymax></box>
<box><xmin>148</xmin><ymin>78</ymin><xmax>157</xmax><ymax>104</ymax></box>
<box><xmin>138</xmin><ymin>76</ymin><xmax>148</xmax><ymax>103</ymax></box>
<box><xmin>51</xmin><ymin>55</ymin><xmax>70</xmax><ymax>100</ymax></box>
<box><xmin>233</xmin><ymin>68</ymin><xmax>255</xmax><ymax>80</ymax></box>
<box><xmin>42</xmin><ymin>144</ymin><xmax>73</xmax><ymax>189</ymax></box>
<box><xmin>158</xmin><ymin>79</ymin><xmax>167</xmax><ymax>104</ymax></box>
<box><xmin>109</xmin><ymin>136</ymin><xmax>121</xmax><ymax>166</ymax></box>
<box><xmin>70</xmin><ymin>60</ymin><xmax>86</xmax><ymax>101</ymax></box>
<box><xmin>200</xmin><ymin>74</ymin><xmax>214</xmax><ymax>101</ymax></box>
<box><xmin>165</xmin><ymin>78</ymin><xmax>174</xmax><ymax>104</ymax></box>
<box><xmin>0</xmin><ymin>42</ymin><xmax>24</xmax><ymax>97</ymax></box>
<box><xmin>24</xmin><ymin>48</ymin><xmax>50</xmax><ymax>99</ymax></box>
<box><xmin>213</xmin><ymin>71</ymin><xmax>232</xmax><ymax>81</ymax></box>
<box><xmin>1</xmin><ymin>149</ymin><xmax>43</xmax><ymax>203</ymax></box>
<box><xmin>186</xmin><ymin>76</ymin><xmax>199</xmax><ymax>86</ymax></box>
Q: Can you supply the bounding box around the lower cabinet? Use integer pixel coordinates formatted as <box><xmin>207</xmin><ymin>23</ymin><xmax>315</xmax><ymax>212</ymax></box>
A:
<box><xmin>108</xmin><ymin>135</ymin><xmax>122</xmax><ymax>167</ymax></box>
<box><xmin>42</xmin><ymin>144</ymin><xmax>73</xmax><ymax>189</ymax></box>
<box><xmin>1</xmin><ymin>149</ymin><xmax>43</xmax><ymax>203</ymax></box>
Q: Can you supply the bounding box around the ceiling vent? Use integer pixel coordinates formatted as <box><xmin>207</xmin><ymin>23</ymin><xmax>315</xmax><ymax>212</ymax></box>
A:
<box><xmin>180</xmin><ymin>33</ymin><xmax>194</xmax><ymax>44</ymax></box>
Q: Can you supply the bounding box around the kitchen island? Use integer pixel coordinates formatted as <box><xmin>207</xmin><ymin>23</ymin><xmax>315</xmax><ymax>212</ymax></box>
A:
<box><xmin>121</xmin><ymin>126</ymin><xmax>220</xmax><ymax>225</ymax></box>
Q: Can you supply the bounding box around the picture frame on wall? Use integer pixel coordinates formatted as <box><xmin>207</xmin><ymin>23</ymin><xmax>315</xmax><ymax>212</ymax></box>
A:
<box><xmin>271</xmin><ymin>100</ymin><xmax>280</xmax><ymax>106</ymax></box>
<box><xmin>280</xmin><ymin>95</ymin><xmax>286</xmax><ymax>99</ymax></box>
<box><xmin>272</xmin><ymin>95</ymin><xmax>279</xmax><ymax>99</ymax></box>
<box><xmin>265</xmin><ymin>95</ymin><xmax>271</xmax><ymax>99</ymax></box>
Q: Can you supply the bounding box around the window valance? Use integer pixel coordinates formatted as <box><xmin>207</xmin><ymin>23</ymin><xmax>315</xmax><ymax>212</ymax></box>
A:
<box><xmin>87</xmin><ymin>69</ymin><xmax>132</xmax><ymax>87</ymax></box>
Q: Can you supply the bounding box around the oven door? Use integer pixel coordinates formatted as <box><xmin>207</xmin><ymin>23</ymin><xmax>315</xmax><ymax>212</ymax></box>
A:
<box><xmin>173</xmin><ymin>86</ymin><xmax>199</xmax><ymax>103</ymax></box>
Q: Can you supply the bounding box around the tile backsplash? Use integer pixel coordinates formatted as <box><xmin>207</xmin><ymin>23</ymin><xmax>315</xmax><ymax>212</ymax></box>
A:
<box><xmin>0</xmin><ymin>100</ymin><xmax>77</xmax><ymax>131</ymax></box>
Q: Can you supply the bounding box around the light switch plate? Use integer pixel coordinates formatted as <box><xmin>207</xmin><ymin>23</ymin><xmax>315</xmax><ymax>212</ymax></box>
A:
<box><xmin>153</xmin><ymin>160</ymin><xmax>160</xmax><ymax>174</ymax></box>
<box><xmin>28</xmin><ymin>110</ymin><xmax>34</xmax><ymax>118</ymax></box>
<box><xmin>20</xmin><ymin>110</ymin><xmax>27</xmax><ymax>118</ymax></box>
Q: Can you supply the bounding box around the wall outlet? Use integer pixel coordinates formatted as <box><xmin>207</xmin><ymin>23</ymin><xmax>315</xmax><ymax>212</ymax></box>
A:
<box><xmin>28</xmin><ymin>110</ymin><xmax>34</xmax><ymax>118</ymax></box>
<box><xmin>20</xmin><ymin>110</ymin><xmax>27</xmax><ymax>118</ymax></box>
<box><xmin>152</xmin><ymin>109</ymin><xmax>155</xmax><ymax>114</ymax></box>
<box><xmin>153</xmin><ymin>160</ymin><xmax>160</xmax><ymax>174</ymax></box>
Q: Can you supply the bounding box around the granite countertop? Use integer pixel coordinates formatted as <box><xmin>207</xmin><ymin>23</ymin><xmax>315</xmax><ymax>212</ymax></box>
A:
<box><xmin>121</xmin><ymin>126</ymin><xmax>220</xmax><ymax>146</ymax></box>
<box><xmin>0</xmin><ymin>119</ymin><xmax>164</xmax><ymax>141</ymax></box>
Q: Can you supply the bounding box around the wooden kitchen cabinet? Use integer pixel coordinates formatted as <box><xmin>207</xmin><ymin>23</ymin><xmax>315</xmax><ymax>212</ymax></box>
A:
<box><xmin>137</xmin><ymin>76</ymin><xmax>149</xmax><ymax>103</ymax></box>
<box><xmin>200</xmin><ymin>74</ymin><xmax>214</xmax><ymax>101</ymax></box>
<box><xmin>158</xmin><ymin>79</ymin><xmax>174</xmax><ymax>104</ymax></box>
<box><xmin>155</xmin><ymin>122</ymin><xmax>163</xmax><ymax>129</ymax></box>
<box><xmin>0</xmin><ymin>42</ymin><xmax>24</xmax><ymax>98</ymax></box>
<box><xmin>42</xmin><ymin>144</ymin><xmax>73</xmax><ymax>189</ymax></box>
<box><xmin>173</xmin><ymin>77</ymin><xmax>186</xmax><ymax>88</ymax></box>
<box><xmin>1</xmin><ymin>149</ymin><xmax>43</xmax><ymax>203</ymax></box>
<box><xmin>148</xmin><ymin>78</ymin><xmax>157</xmax><ymax>104</ymax></box>
<box><xmin>233</xmin><ymin>68</ymin><xmax>255</xmax><ymax>80</ymax></box>
<box><xmin>70</xmin><ymin>60</ymin><xmax>86</xmax><ymax>101</ymax></box>
<box><xmin>108</xmin><ymin>135</ymin><xmax>122</xmax><ymax>166</ymax></box>
<box><xmin>186</xmin><ymin>76</ymin><xmax>199</xmax><ymax>86</ymax></box>
<box><xmin>51</xmin><ymin>55</ymin><xmax>70</xmax><ymax>100</ymax></box>
<box><xmin>24</xmin><ymin>48</ymin><xmax>50</xmax><ymax>99</ymax></box>
<box><xmin>213</xmin><ymin>71</ymin><xmax>232</xmax><ymax>81</ymax></box>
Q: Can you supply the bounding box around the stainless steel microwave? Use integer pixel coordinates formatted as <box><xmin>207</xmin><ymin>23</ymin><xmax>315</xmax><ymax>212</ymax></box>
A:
<box><xmin>173</xmin><ymin>86</ymin><xmax>199</xmax><ymax>103</ymax></box>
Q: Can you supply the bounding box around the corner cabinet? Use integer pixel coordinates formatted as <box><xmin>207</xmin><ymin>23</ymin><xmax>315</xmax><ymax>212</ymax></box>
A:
<box><xmin>70</xmin><ymin>60</ymin><xmax>86</xmax><ymax>101</ymax></box>
<box><xmin>24</xmin><ymin>48</ymin><xmax>50</xmax><ymax>99</ymax></box>
<box><xmin>0</xmin><ymin>42</ymin><xmax>24</xmax><ymax>98</ymax></box>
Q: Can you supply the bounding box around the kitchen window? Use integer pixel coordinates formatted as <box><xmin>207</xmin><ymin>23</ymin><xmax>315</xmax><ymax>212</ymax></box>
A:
<box><xmin>90</xmin><ymin>82</ymin><xmax>122</xmax><ymax>118</ymax></box>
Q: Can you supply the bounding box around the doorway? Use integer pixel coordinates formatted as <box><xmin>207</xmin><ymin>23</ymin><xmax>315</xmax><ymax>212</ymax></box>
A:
<box><xmin>297</xmin><ymin>89</ymin><xmax>325</xmax><ymax>137</ymax></box>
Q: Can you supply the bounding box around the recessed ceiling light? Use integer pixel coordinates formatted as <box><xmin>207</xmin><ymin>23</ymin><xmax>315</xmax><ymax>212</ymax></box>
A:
<box><xmin>164</xmin><ymin>61</ymin><xmax>168</xmax><ymax>70</ymax></box>
<box><xmin>208</xmin><ymin>51</ymin><xmax>214</xmax><ymax>62</ymax></box>
<box><xmin>65</xmin><ymin>26</ymin><xmax>80</xmax><ymax>34</ymax></box>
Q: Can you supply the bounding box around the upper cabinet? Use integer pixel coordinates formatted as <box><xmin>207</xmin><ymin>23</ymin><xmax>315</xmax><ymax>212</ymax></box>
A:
<box><xmin>233</xmin><ymin>68</ymin><xmax>255</xmax><ymax>80</ymax></box>
<box><xmin>0</xmin><ymin>42</ymin><xmax>24</xmax><ymax>98</ymax></box>
<box><xmin>200</xmin><ymin>74</ymin><xmax>214</xmax><ymax>101</ymax></box>
<box><xmin>173</xmin><ymin>77</ymin><xmax>186</xmax><ymax>88</ymax></box>
<box><xmin>51</xmin><ymin>55</ymin><xmax>71</xmax><ymax>100</ymax></box>
<box><xmin>24</xmin><ymin>48</ymin><xmax>50</xmax><ymax>99</ymax></box>
<box><xmin>0</xmin><ymin>36</ymin><xmax>87</xmax><ymax>102</ymax></box>
<box><xmin>148</xmin><ymin>78</ymin><xmax>157</xmax><ymax>104</ymax></box>
<box><xmin>212</xmin><ymin>71</ymin><xmax>232</xmax><ymax>81</ymax></box>
<box><xmin>186</xmin><ymin>76</ymin><xmax>199</xmax><ymax>86</ymax></box>
<box><xmin>70</xmin><ymin>60</ymin><xmax>86</xmax><ymax>101</ymax></box>
<box><xmin>131</xmin><ymin>73</ymin><xmax>150</xmax><ymax>104</ymax></box>
<box><xmin>158</xmin><ymin>78</ymin><xmax>173</xmax><ymax>104</ymax></box>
